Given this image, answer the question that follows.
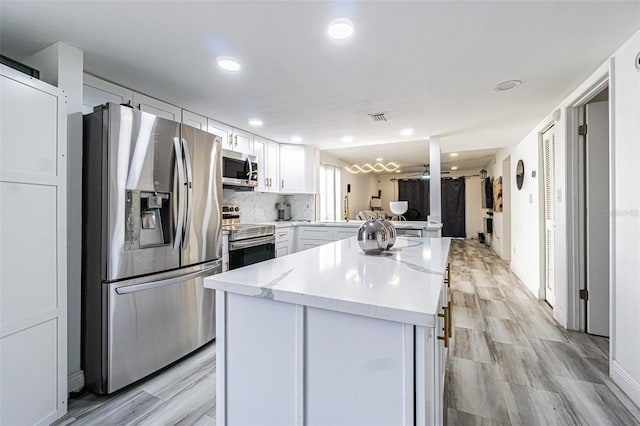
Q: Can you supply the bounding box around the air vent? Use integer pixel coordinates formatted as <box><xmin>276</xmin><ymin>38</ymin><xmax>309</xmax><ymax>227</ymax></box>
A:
<box><xmin>368</xmin><ymin>112</ymin><xmax>387</xmax><ymax>122</ymax></box>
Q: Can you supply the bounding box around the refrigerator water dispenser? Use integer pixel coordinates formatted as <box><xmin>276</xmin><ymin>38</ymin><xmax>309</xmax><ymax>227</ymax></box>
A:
<box><xmin>125</xmin><ymin>190</ymin><xmax>171</xmax><ymax>249</ymax></box>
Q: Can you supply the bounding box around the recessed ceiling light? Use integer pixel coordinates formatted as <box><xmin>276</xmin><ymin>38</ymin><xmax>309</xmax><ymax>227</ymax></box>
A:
<box><xmin>376</xmin><ymin>157</ymin><xmax>383</xmax><ymax>162</ymax></box>
<box><xmin>328</xmin><ymin>19</ymin><xmax>354</xmax><ymax>40</ymax></box>
<box><xmin>341</xmin><ymin>135</ymin><xmax>354</xmax><ymax>143</ymax></box>
<box><xmin>248</xmin><ymin>119</ymin><xmax>263</xmax><ymax>127</ymax></box>
<box><xmin>217</xmin><ymin>57</ymin><xmax>241</xmax><ymax>72</ymax></box>
<box><xmin>400</xmin><ymin>128</ymin><xmax>414</xmax><ymax>136</ymax></box>
<box><xmin>451</xmin><ymin>166</ymin><xmax>458</xmax><ymax>171</ymax></box>
<box><xmin>494</xmin><ymin>79</ymin><xmax>522</xmax><ymax>91</ymax></box>
<box><xmin>291</xmin><ymin>136</ymin><xmax>302</xmax><ymax>143</ymax></box>
<box><xmin>450</xmin><ymin>152</ymin><xmax>458</xmax><ymax>157</ymax></box>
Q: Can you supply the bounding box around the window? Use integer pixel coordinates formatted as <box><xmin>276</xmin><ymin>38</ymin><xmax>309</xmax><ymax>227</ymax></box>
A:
<box><xmin>319</xmin><ymin>164</ymin><xmax>341</xmax><ymax>221</ymax></box>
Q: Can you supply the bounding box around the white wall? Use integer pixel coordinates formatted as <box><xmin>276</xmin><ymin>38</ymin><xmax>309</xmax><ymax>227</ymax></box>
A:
<box><xmin>319</xmin><ymin>152</ymin><xmax>378</xmax><ymax>219</ymax></box>
<box><xmin>610</xmin><ymin>30</ymin><xmax>640</xmax><ymax>408</ymax></box>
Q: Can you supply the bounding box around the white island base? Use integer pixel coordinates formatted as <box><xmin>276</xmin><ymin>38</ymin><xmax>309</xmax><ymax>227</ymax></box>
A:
<box><xmin>208</xmin><ymin>237</ymin><xmax>451</xmax><ymax>425</ymax></box>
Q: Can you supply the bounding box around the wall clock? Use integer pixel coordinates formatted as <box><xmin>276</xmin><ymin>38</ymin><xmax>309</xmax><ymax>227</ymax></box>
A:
<box><xmin>516</xmin><ymin>159</ymin><xmax>525</xmax><ymax>190</ymax></box>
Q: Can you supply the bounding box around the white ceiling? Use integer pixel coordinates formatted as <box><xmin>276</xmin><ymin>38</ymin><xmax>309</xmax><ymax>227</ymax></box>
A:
<box><xmin>1</xmin><ymin>1</ymin><xmax>638</xmax><ymax>168</ymax></box>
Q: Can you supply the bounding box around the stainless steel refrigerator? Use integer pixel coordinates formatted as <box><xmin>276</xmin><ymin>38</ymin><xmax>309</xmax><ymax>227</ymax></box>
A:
<box><xmin>82</xmin><ymin>103</ymin><xmax>222</xmax><ymax>394</ymax></box>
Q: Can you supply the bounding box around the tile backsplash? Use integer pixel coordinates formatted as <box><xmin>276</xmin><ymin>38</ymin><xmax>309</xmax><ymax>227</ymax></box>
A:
<box><xmin>222</xmin><ymin>189</ymin><xmax>316</xmax><ymax>223</ymax></box>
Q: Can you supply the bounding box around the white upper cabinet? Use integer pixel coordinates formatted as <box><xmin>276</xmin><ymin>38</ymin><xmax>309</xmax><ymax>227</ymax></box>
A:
<box><xmin>208</xmin><ymin>119</ymin><xmax>233</xmax><ymax>149</ymax></box>
<box><xmin>83</xmin><ymin>73</ymin><xmax>133</xmax><ymax>114</ymax></box>
<box><xmin>132</xmin><ymin>92</ymin><xmax>181</xmax><ymax>122</ymax></box>
<box><xmin>82</xmin><ymin>74</ymin><xmax>181</xmax><ymax>122</ymax></box>
<box><xmin>182</xmin><ymin>110</ymin><xmax>208</xmax><ymax>131</ymax></box>
<box><xmin>279</xmin><ymin>144</ymin><xmax>318</xmax><ymax>194</ymax></box>
<box><xmin>231</xmin><ymin>128</ymin><xmax>253</xmax><ymax>154</ymax></box>
<box><xmin>254</xmin><ymin>136</ymin><xmax>279</xmax><ymax>192</ymax></box>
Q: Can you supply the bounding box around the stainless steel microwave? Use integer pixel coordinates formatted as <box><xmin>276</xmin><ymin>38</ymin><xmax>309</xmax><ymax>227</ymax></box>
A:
<box><xmin>222</xmin><ymin>149</ymin><xmax>258</xmax><ymax>188</ymax></box>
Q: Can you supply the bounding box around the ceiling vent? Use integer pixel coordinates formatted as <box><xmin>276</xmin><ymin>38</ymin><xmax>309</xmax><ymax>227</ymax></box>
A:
<box><xmin>368</xmin><ymin>112</ymin><xmax>387</xmax><ymax>122</ymax></box>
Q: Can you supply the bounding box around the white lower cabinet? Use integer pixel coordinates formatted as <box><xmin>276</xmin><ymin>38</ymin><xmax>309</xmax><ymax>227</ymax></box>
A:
<box><xmin>1</xmin><ymin>65</ymin><xmax>68</xmax><ymax>425</ymax></box>
<box><xmin>295</xmin><ymin>226</ymin><xmax>357</xmax><ymax>252</ymax></box>
<box><xmin>275</xmin><ymin>226</ymin><xmax>293</xmax><ymax>258</ymax></box>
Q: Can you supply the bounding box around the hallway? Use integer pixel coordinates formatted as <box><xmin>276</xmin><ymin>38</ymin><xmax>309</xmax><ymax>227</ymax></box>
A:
<box><xmin>446</xmin><ymin>240</ymin><xmax>639</xmax><ymax>425</ymax></box>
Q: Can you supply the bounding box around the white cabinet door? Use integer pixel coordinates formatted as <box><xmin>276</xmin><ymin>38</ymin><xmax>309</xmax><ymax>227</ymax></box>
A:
<box><xmin>132</xmin><ymin>92</ymin><xmax>181</xmax><ymax>122</ymax></box>
<box><xmin>182</xmin><ymin>110</ymin><xmax>208</xmax><ymax>131</ymax></box>
<box><xmin>280</xmin><ymin>144</ymin><xmax>305</xmax><ymax>192</ymax></box>
<box><xmin>232</xmin><ymin>128</ymin><xmax>253</xmax><ymax>153</ymax></box>
<box><xmin>275</xmin><ymin>243</ymin><xmax>289</xmax><ymax>258</ymax></box>
<box><xmin>253</xmin><ymin>137</ymin><xmax>268</xmax><ymax>191</ymax></box>
<box><xmin>208</xmin><ymin>119</ymin><xmax>233</xmax><ymax>150</ymax></box>
<box><xmin>254</xmin><ymin>137</ymin><xmax>280</xmax><ymax>192</ymax></box>
<box><xmin>83</xmin><ymin>73</ymin><xmax>133</xmax><ymax>114</ymax></box>
<box><xmin>266</xmin><ymin>140</ymin><xmax>280</xmax><ymax>193</ymax></box>
<box><xmin>1</xmin><ymin>66</ymin><xmax>67</xmax><ymax>425</ymax></box>
<box><xmin>280</xmin><ymin>144</ymin><xmax>317</xmax><ymax>194</ymax></box>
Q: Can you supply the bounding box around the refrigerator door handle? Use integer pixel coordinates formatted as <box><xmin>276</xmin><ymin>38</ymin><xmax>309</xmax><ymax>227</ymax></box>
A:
<box><xmin>173</xmin><ymin>137</ymin><xmax>185</xmax><ymax>250</ymax></box>
<box><xmin>115</xmin><ymin>263</ymin><xmax>219</xmax><ymax>295</ymax></box>
<box><xmin>181</xmin><ymin>138</ymin><xmax>194</xmax><ymax>248</ymax></box>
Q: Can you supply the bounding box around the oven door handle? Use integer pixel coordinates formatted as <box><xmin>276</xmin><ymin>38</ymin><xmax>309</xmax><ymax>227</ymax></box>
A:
<box><xmin>229</xmin><ymin>235</ymin><xmax>275</xmax><ymax>250</ymax></box>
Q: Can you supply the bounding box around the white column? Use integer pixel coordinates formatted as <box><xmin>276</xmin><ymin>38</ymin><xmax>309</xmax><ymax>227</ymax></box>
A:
<box><xmin>25</xmin><ymin>42</ymin><xmax>85</xmax><ymax>392</ymax></box>
<box><xmin>429</xmin><ymin>136</ymin><xmax>442</xmax><ymax>223</ymax></box>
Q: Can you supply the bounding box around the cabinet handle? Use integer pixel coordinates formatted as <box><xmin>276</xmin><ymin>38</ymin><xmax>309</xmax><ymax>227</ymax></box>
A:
<box><xmin>437</xmin><ymin>306</ymin><xmax>449</xmax><ymax>348</ymax></box>
<box><xmin>447</xmin><ymin>302</ymin><xmax>452</xmax><ymax>338</ymax></box>
<box><xmin>127</xmin><ymin>100</ymin><xmax>132</xmax><ymax>107</ymax></box>
<box><xmin>234</xmin><ymin>135</ymin><xmax>238</xmax><ymax>147</ymax></box>
<box><xmin>281</xmin><ymin>179</ymin><xmax>284</xmax><ymax>188</ymax></box>
<box><xmin>137</xmin><ymin>103</ymin><xmax>141</xmax><ymax>110</ymax></box>
<box><xmin>446</xmin><ymin>263</ymin><xmax>451</xmax><ymax>288</ymax></box>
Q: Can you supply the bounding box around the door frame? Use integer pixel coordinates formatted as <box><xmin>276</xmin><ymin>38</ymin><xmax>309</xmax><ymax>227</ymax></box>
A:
<box><xmin>564</xmin><ymin>73</ymin><xmax>610</xmax><ymax>332</ymax></box>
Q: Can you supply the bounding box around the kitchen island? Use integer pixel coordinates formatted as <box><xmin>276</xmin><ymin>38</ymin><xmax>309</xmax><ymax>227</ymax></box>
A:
<box><xmin>205</xmin><ymin>236</ymin><xmax>452</xmax><ymax>426</ymax></box>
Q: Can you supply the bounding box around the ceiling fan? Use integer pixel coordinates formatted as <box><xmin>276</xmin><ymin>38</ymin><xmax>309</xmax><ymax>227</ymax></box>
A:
<box><xmin>403</xmin><ymin>164</ymin><xmax>450</xmax><ymax>180</ymax></box>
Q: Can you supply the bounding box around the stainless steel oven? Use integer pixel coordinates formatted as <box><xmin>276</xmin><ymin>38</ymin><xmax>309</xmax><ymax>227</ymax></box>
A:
<box><xmin>229</xmin><ymin>234</ymin><xmax>275</xmax><ymax>270</ymax></box>
<box><xmin>222</xmin><ymin>149</ymin><xmax>258</xmax><ymax>188</ymax></box>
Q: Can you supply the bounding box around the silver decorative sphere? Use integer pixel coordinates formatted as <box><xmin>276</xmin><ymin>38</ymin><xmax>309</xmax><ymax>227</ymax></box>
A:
<box><xmin>377</xmin><ymin>214</ymin><xmax>396</xmax><ymax>249</ymax></box>
<box><xmin>357</xmin><ymin>216</ymin><xmax>388</xmax><ymax>254</ymax></box>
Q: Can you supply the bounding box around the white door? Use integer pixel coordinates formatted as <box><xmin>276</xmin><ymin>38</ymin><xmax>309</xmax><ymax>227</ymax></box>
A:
<box><xmin>542</xmin><ymin>126</ymin><xmax>555</xmax><ymax>306</ymax></box>
<box><xmin>585</xmin><ymin>101</ymin><xmax>610</xmax><ymax>336</ymax></box>
<box><xmin>280</xmin><ymin>144</ymin><xmax>305</xmax><ymax>193</ymax></box>
<box><xmin>266</xmin><ymin>140</ymin><xmax>280</xmax><ymax>193</ymax></box>
<box><xmin>253</xmin><ymin>136</ymin><xmax>268</xmax><ymax>191</ymax></box>
<box><xmin>231</xmin><ymin>128</ymin><xmax>253</xmax><ymax>153</ymax></box>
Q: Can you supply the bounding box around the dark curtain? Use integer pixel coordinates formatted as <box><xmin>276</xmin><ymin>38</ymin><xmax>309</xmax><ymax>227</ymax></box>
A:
<box><xmin>397</xmin><ymin>179</ymin><xmax>430</xmax><ymax>220</ymax></box>
<box><xmin>441</xmin><ymin>178</ymin><xmax>466</xmax><ymax>237</ymax></box>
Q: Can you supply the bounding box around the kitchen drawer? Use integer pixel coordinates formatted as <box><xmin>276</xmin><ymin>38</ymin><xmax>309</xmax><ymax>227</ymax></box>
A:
<box><xmin>332</xmin><ymin>227</ymin><xmax>357</xmax><ymax>241</ymax></box>
<box><xmin>298</xmin><ymin>227</ymin><xmax>333</xmax><ymax>241</ymax></box>
<box><xmin>275</xmin><ymin>227</ymin><xmax>292</xmax><ymax>243</ymax></box>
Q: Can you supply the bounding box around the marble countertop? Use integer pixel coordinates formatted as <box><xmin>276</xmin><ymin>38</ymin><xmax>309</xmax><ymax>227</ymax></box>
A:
<box><xmin>258</xmin><ymin>220</ymin><xmax>443</xmax><ymax>230</ymax></box>
<box><xmin>205</xmin><ymin>236</ymin><xmax>451</xmax><ymax>326</ymax></box>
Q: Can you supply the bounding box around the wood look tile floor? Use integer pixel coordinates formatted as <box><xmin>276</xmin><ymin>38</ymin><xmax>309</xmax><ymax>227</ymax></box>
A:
<box><xmin>57</xmin><ymin>240</ymin><xmax>639</xmax><ymax>426</ymax></box>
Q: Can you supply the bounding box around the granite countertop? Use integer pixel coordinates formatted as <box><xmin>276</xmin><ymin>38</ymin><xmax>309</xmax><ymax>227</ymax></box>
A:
<box><xmin>205</xmin><ymin>236</ymin><xmax>451</xmax><ymax>326</ymax></box>
<box><xmin>258</xmin><ymin>220</ymin><xmax>443</xmax><ymax>229</ymax></box>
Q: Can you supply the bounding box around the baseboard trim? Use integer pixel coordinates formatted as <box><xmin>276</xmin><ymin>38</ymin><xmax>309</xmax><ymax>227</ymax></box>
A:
<box><xmin>509</xmin><ymin>262</ymin><xmax>538</xmax><ymax>299</ymax></box>
<box><xmin>68</xmin><ymin>369</ymin><xmax>84</xmax><ymax>393</ymax></box>
<box><xmin>611</xmin><ymin>360</ymin><xmax>640</xmax><ymax>419</ymax></box>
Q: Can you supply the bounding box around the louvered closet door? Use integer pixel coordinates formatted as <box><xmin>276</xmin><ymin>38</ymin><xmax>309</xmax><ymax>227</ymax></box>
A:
<box><xmin>542</xmin><ymin>126</ymin><xmax>555</xmax><ymax>306</ymax></box>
